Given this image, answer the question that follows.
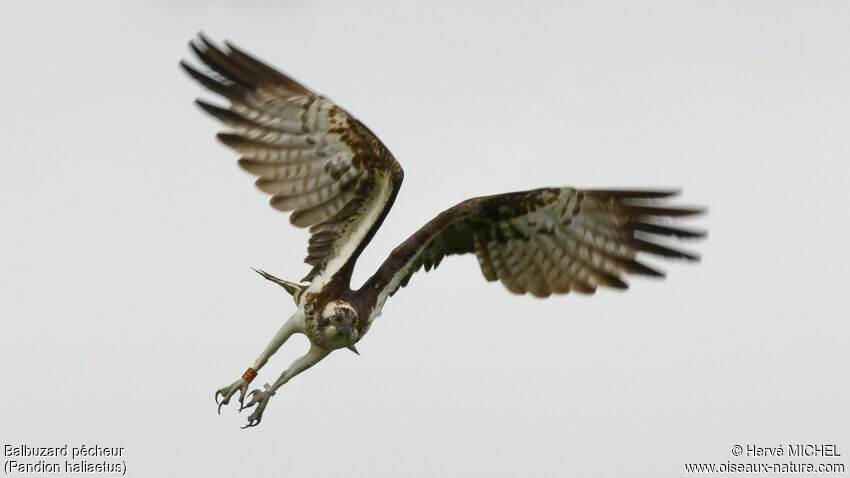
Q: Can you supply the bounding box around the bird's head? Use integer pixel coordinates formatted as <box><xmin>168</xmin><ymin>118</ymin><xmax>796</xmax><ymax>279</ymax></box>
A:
<box><xmin>318</xmin><ymin>300</ymin><xmax>361</xmax><ymax>353</ymax></box>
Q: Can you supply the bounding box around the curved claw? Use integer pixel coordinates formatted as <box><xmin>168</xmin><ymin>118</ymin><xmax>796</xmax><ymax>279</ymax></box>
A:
<box><xmin>238</xmin><ymin>389</ymin><xmax>271</xmax><ymax>428</ymax></box>
<box><xmin>239</xmin><ymin>390</ymin><xmax>258</xmax><ymax>412</ymax></box>
<box><xmin>240</xmin><ymin>418</ymin><xmax>261</xmax><ymax>429</ymax></box>
<box><xmin>215</xmin><ymin>378</ymin><xmax>247</xmax><ymax>416</ymax></box>
<box><xmin>216</xmin><ymin>390</ymin><xmax>224</xmax><ymax>415</ymax></box>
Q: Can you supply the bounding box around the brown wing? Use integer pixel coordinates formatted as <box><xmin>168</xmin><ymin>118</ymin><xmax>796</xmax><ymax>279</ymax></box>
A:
<box><xmin>181</xmin><ymin>34</ymin><xmax>403</xmax><ymax>284</ymax></box>
<box><xmin>365</xmin><ymin>188</ymin><xmax>705</xmax><ymax>301</ymax></box>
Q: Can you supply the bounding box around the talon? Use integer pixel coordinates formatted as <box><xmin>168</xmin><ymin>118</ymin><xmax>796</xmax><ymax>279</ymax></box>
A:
<box><xmin>217</xmin><ymin>394</ymin><xmax>230</xmax><ymax>415</ymax></box>
<box><xmin>244</xmin><ymin>390</ymin><xmax>258</xmax><ymax>407</ymax></box>
<box><xmin>214</xmin><ymin>378</ymin><xmax>248</xmax><ymax>415</ymax></box>
<box><xmin>237</xmin><ymin>389</ymin><xmax>272</xmax><ymax>427</ymax></box>
<box><xmin>240</xmin><ymin>390</ymin><xmax>256</xmax><ymax>411</ymax></box>
<box><xmin>240</xmin><ymin>418</ymin><xmax>260</xmax><ymax>429</ymax></box>
<box><xmin>215</xmin><ymin>379</ymin><xmax>273</xmax><ymax>426</ymax></box>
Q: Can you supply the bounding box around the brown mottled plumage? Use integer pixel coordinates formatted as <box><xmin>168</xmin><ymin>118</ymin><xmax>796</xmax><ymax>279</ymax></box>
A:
<box><xmin>182</xmin><ymin>34</ymin><xmax>706</xmax><ymax>428</ymax></box>
<box><xmin>181</xmin><ymin>35</ymin><xmax>403</xmax><ymax>284</ymax></box>
<box><xmin>365</xmin><ymin>188</ymin><xmax>703</xmax><ymax>300</ymax></box>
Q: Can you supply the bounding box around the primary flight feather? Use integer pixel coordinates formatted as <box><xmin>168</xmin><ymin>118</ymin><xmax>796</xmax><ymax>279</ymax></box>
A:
<box><xmin>181</xmin><ymin>34</ymin><xmax>705</xmax><ymax>428</ymax></box>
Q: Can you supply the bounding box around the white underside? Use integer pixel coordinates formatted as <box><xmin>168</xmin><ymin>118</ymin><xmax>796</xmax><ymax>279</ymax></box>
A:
<box><xmin>306</xmin><ymin>175</ymin><xmax>392</xmax><ymax>294</ymax></box>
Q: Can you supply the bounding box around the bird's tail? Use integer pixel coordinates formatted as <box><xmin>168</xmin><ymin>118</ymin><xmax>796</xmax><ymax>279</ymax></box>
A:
<box><xmin>252</xmin><ymin>268</ymin><xmax>305</xmax><ymax>305</ymax></box>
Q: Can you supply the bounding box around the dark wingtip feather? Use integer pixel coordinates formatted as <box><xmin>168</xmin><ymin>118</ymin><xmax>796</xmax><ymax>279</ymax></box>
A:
<box><xmin>631</xmin><ymin>238</ymin><xmax>701</xmax><ymax>261</ymax></box>
<box><xmin>629</xmin><ymin>221</ymin><xmax>707</xmax><ymax>239</ymax></box>
<box><xmin>223</xmin><ymin>40</ymin><xmax>312</xmax><ymax>94</ymax></box>
<box><xmin>623</xmin><ymin>259</ymin><xmax>666</xmax><ymax>277</ymax></box>
<box><xmin>196</xmin><ymin>31</ymin><xmax>213</xmax><ymax>46</ymax></box>
<box><xmin>620</xmin><ymin>204</ymin><xmax>707</xmax><ymax>217</ymax></box>
<box><xmin>179</xmin><ymin>59</ymin><xmax>203</xmax><ymax>80</ymax></box>
<box><xmin>603</xmin><ymin>275</ymin><xmax>630</xmax><ymax>289</ymax></box>
<box><xmin>189</xmin><ymin>35</ymin><xmax>261</xmax><ymax>89</ymax></box>
<box><xmin>216</xmin><ymin>132</ymin><xmax>244</xmax><ymax>148</ymax></box>
<box><xmin>195</xmin><ymin>99</ymin><xmax>238</xmax><ymax>122</ymax></box>
<box><xmin>585</xmin><ymin>188</ymin><xmax>681</xmax><ymax>199</ymax></box>
<box><xmin>180</xmin><ymin>59</ymin><xmax>240</xmax><ymax>99</ymax></box>
<box><xmin>189</xmin><ymin>39</ymin><xmax>206</xmax><ymax>59</ymax></box>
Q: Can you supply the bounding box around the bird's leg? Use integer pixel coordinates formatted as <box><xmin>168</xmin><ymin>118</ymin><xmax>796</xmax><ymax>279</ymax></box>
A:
<box><xmin>239</xmin><ymin>343</ymin><xmax>331</xmax><ymax>428</ymax></box>
<box><xmin>215</xmin><ymin>309</ymin><xmax>304</xmax><ymax>414</ymax></box>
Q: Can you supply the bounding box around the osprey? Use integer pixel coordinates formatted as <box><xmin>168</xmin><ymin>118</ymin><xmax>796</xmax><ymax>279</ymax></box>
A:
<box><xmin>181</xmin><ymin>34</ymin><xmax>705</xmax><ymax>428</ymax></box>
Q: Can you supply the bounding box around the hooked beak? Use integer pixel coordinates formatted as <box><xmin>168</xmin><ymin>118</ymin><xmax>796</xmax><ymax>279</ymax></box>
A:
<box><xmin>336</xmin><ymin>323</ymin><xmax>354</xmax><ymax>342</ymax></box>
<box><xmin>334</xmin><ymin>323</ymin><xmax>359</xmax><ymax>355</ymax></box>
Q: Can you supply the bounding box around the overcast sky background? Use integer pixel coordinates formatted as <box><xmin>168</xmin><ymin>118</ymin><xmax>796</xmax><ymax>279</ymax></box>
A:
<box><xmin>1</xmin><ymin>1</ymin><xmax>848</xmax><ymax>476</ymax></box>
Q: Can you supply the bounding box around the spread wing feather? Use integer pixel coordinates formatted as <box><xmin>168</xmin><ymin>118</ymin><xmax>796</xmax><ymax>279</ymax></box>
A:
<box><xmin>365</xmin><ymin>188</ymin><xmax>704</xmax><ymax>301</ymax></box>
<box><xmin>182</xmin><ymin>34</ymin><xmax>403</xmax><ymax>284</ymax></box>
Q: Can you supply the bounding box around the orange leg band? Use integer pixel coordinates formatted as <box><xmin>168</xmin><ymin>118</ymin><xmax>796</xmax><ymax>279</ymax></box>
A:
<box><xmin>242</xmin><ymin>367</ymin><xmax>257</xmax><ymax>383</ymax></box>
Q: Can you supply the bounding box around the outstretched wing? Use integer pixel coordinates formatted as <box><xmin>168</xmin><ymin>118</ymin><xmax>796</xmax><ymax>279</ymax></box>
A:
<box><xmin>181</xmin><ymin>35</ymin><xmax>404</xmax><ymax>284</ymax></box>
<box><xmin>364</xmin><ymin>188</ymin><xmax>704</xmax><ymax>302</ymax></box>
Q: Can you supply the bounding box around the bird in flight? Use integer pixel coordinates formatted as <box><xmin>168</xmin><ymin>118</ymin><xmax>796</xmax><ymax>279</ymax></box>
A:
<box><xmin>181</xmin><ymin>34</ymin><xmax>705</xmax><ymax>428</ymax></box>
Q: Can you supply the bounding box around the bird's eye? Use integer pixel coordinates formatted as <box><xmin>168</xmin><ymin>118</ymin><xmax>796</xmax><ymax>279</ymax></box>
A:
<box><xmin>353</xmin><ymin>318</ymin><xmax>359</xmax><ymax>326</ymax></box>
<box><xmin>332</xmin><ymin>316</ymin><xmax>340</xmax><ymax>324</ymax></box>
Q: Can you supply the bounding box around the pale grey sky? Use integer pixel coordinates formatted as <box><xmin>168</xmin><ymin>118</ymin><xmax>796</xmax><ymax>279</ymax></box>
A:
<box><xmin>1</xmin><ymin>1</ymin><xmax>848</xmax><ymax>476</ymax></box>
